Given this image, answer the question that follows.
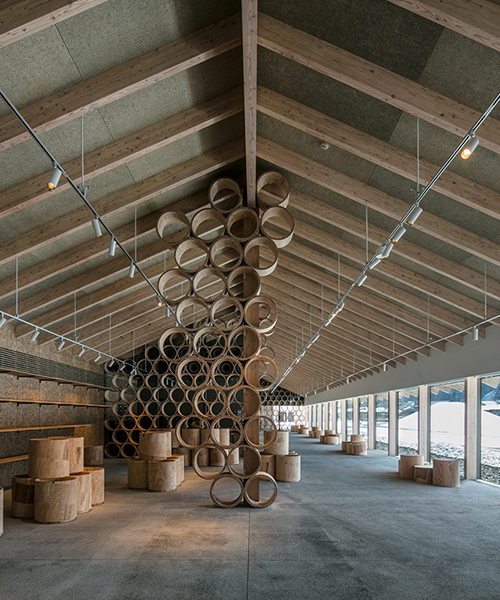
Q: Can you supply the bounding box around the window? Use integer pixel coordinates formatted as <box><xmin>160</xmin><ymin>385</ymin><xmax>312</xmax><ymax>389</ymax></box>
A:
<box><xmin>480</xmin><ymin>376</ymin><xmax>500</xmax><ymax>485</ymax></box>
<box><xmin>336</xmin><ymin>402</ymin><xmax>341</xmax><ymax>434</ymax></box>
<box><xmin>346</xmin><ymin>399</ymin><xmax>353</xmax><ymax>436</ymax></box>
<box><xmin>359</xmin><ymin>397</ymin><xmax>368</xmax><ymax>438</ymax></box>
<box><xmin>430</xmin><ymin>381</ymin><xmax>465</xmax><ymax>476</ymax></box>
<box><xmin>376</xmin><ymin>393</ymin><xmax>388</xmax><ymax>452</ymax></box>
<box><xmin>397</xmin><ymin>388</ymin><xmax>418</xmax><ymax>455</ymax></box>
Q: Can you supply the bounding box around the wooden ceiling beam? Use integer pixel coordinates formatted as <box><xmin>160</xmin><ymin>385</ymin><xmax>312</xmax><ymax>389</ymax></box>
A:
<box><xmin>289</xmin><ymin>188</ymin><xmax>500</xmax><ymax>302</ymax></box>
<box><xmin>271</xmin><ymin>293</ymin><xmax>410</xmax><ymax>361</ymax></box>
<box><xmin>258</xmin><ymin>14</ymin><xmax>500</xmax><ymax>155</ymax></box>
<box><xmin>0</xmin><ymin>15</ymin><xmax>242</xmax><ymax>150</ymax></box>
<box><xmin>30</xmin><ymin>278</ymin><xmax>162</xmax><ymax>344</ymax></box>
<box><xmin>79</xmin><ymin>307</ymin><xmax>172</xmax><ymax>353</ymax></box>
<box><xmin>0</xmin><ymin>138</ymin><xmax>244</xmax><ymax>266</ymax></box>
<box><xmin>258</xmin><ymin>87</ymin><xmax>500</xmax><ymax>221</ymax></box>
<box><xmin>241</xmin><ymin>0</ymin><xmax>257</xmax><ymax>207</ymax></box>
<box><xmin>265</xmin><ymin>276</ymin><xmax>429</xmax><ymax>356</ymax></box>
<box><xmin>258</xmin><ymin>137</ymin><xmax>500</xmax><ymax>268</ymax></box>
<box><xmin>386</xmin><ymin>0</ymin><xmax>500</xmax><ymax>53</ymax></box>
<box><xmin>0</xmin><ymin>0</ymin><xmax>108</xmax><ymax>49</ymax></box>
<box><xmin>293</xmin><ymin>219</ymin><xmax>484</xmax><ymax>328</ymax></box>
<box><xmin>61</xmin><ymin>300</ymin><xmax>159</xmax><ymax>351</ymax></box>
<box><xmin>95</xmin><ymin>318</ymin><xmax>167</xmax><ymax>361</ymax></box>
<box><xmin>270</xmin><ymin>263</ymin><xmax>435</xmax><ymax>351</ymax></box>
<box><xmin>276</xmin><ymin>297</ymin><xmax>406</xmax><ymax>364</ymax></box>
<box><xmin>2</xmin><ymin>190</ymin><xmax>211</xmax><ymax>319</ymax></box>
<box><xmin>0</xmin><ymin>88</ymin><xmax>243</xmax><ymax>218</ymax></box>
<box><xmin>0</xmin><ymin>191</ymin><xmax>207</xmax><ymax>304</ymax></box>
<box><xmin>275</xmin><ymin>311</ymin><xmax>404</xmax><ymax>366</ymax></box>
<box><xmin>280</xmin><ymin>246</ymin><xmax>462</xmax><ymax>343</ymax></box>
<box><xmin>28</xmin><ymin>264</ymin><xmax>164</xmax><ymax>342</ymax></box>
<box><xmin>276</xmin><ymin>256</ymin><xmax>446</xmax><ymax>348</ymax></box>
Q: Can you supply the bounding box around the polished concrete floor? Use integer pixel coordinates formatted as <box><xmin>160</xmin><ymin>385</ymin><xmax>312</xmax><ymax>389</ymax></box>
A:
<box><xmin>1</xmin><ymin>435</ymin><xmax>499</xmax><ymax>600</ymax></box>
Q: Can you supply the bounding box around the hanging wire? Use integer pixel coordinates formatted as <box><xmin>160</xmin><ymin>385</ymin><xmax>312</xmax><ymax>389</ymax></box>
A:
<box><xmin>74</xmin><ymin>292</ymin><xmax>77</xmax><ymax>340</ymax></box>
<box><xmin>365</xmin><ymin>206</ymin><xmax>369</xmax><ymax>264</ymax></box>
<box><xmin>337</xmin><ymin>254</ymin><xmax>341</xmax><ymax>300</ymax></box>
<box><xmin>134</xmin><ymin>205</ymin><xmax>138</xmax><ymax>262</ymax></box>
<box><xmin>15</xmin><ymin>257</ymin><xmax>19</xmax><ymax>317</ymax></box>
<box><xmin>416</xmin><ymin>116</ymin><xmax>420</xmax><ymax>196</ymax></box>
<box><xmin>81</xmin><ymin>115</ymin><xmax>85</xmax><ymax>190</ymax></box>
<box><xmin>484</xmin><ymin>261</ymin><xmax>488</xmax><ymax>319</ymax></box>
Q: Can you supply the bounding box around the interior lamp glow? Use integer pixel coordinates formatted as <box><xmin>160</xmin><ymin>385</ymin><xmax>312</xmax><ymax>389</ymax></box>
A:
<box><xmin>461</xmin><ymin>134</ymin><xmax>479</xmax><ymax>160</ymax></box>
<box><xmin>47</xmin><ymin>166</ymin><xmax>62</xmax><ymax>190</ymax></box>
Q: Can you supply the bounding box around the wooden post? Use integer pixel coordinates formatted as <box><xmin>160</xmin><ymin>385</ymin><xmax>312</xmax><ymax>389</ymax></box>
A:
<box><xmin>341</xmin><ymin>400</ymin><xmax>347</xmax><ymax>442</ymax></box>
<box><xmin>388</xmin><ymin>390</ymin><xmax>398</xmax><ymax>456</ymax></box>
<box><xmin>243</xmin><ymin>209</ymin><xmax>260</xmax><ymax>502</ymax></box>
<box><xmin>352</xmin><ymin>397</ymin><xmax>360</xmax><ymax>435</ymax></box>
<box><xmin>465</xmin><ymin>376</ymin><xmax>481</xmax><ymax>480</ymax></box>
<box><xmin>418</xmin><ymin>384</ymin><xmax>430</xmax><ymax>463</ymax></box>
<box><xmin>367</xmin><ymin>394</ymin><xmax>376</xmax><ymax>450</ymax></box>
<box><xmin>241</xmin><ymin>0</ymin><xmax>257</xmax><ymax>208</ymax></box>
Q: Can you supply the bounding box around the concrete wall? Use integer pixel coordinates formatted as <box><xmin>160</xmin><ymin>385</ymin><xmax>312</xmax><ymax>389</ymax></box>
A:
<box><xmin>0</xmin><ymin>323</ymin><xmax>105</xmax><ymax>488</ymax></box>
<box><xmin>306</xmin><ymin>324</ymin><xmax>500</xmax><ymax>405</ymax></box>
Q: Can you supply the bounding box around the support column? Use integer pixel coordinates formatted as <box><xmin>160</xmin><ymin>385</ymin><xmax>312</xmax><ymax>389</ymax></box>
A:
<box><xmin>341</xmin><ymin>400</ymin><xmax>347</xmax><ymax>441</ymax></box>
<box><xmin>418</xmin><ymin>384</ymin><xmax>430</xmax><ymax>462</ymax></box>
<box><xmin>323</xmin><ymin>403</ymin><xmax>327</xmax><ymax>429</ymax></box>
<box><xmin>465</xmin><ymin>376</ymin><xmax>481</xmax><ymax>480</ymax></box>
<box><xmin>352</xmin><ymin>397</ymin><xmax>360</xmax><ymax>434</ymax></box>
<box><xmin>388</xmin><ymin>390</ymin><xmax>398</xmax><ymax>456</ymax></box>
<box><xmin>367</xmin><ymin>394</ymin><xmax>376</xmax><ymax>450</ymax></box>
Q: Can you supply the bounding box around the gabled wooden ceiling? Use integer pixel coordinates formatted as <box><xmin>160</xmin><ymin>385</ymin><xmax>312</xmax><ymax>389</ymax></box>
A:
<box><xmin>0</xmin><ymin>0</ymin><xmax>499</xmax><ymax>396</ymax></box>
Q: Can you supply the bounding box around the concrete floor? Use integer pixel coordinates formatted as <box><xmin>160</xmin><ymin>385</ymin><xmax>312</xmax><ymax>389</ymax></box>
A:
<box><xmin>1</xmin><ymin>435</ymin><xmax>499</xmax><ymax>600</ymax></box>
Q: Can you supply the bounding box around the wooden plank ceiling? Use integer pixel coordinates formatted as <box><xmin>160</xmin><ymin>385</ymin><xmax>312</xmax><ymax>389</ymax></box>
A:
<box><xmin>0</xmin><ymin>0</ymin><xmax>499</xmax><ymax>396</ymax></box>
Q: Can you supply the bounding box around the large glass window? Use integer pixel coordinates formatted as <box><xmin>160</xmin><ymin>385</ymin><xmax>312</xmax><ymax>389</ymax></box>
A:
<box><xmin>480</xmin><ymin>375</ymin><xmax>500</xmax><ymax>485</ymax></box>
<box><xmin>346</xmin><ymin>399</ymin><xmax>353</xmax><ymax>436</ymax></box>
<box><xmin>430</xmin><ymin>381</ymin><xmax>465</xmax><ymax>476</ymax></box>
<box><xmin>359</xmin><ymin>397</ymin><xmax>368</xmax><ymax>438</ymax></box>
<box><xmin>376</xmin><ymin>393</ymin><xmax>388</xmax><ymax>452</ymax></box>
<box><xmin>397</xmin><ymin>388</ymin><xmax>418</xmax><ymax>455</ymax></box>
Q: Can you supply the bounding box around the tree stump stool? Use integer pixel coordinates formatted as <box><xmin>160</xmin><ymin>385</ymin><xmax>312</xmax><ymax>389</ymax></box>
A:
<box><xmin>399</xmin><ymin>454</ymin><xmax>424</xmax><ymax>480</ymax></box>
<box><xmin>350</xmin><ymin>441</ymin><xmax>367</xmax><ymax>455</ymax></box>
<box><xmin>413</xmin><ymin>464</ymin><xmax>433</xmax><ymax>485</ymax></box>
<box><xmin>433</xmin><ymin>459</ymin><xmax>460</xmax><ymax>487</ymax></box>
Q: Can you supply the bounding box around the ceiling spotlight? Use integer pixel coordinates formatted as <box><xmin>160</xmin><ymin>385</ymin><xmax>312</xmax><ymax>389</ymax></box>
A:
<box><xmin>108</xmin><ymin>359</ymin><xmax>115</xmax><ymax>368</ymax></box>
<box><xmin>109</xmin><ymin>237</ymin><xmax>117</xmax><ymax>256</ymax></box>
<box><xmin>92</xmin><ymin>218</ymin><xmax>102</xmax><ymax>238</ymax></box>
<box><xmin>369</xmin><ymin>256</ymin><xmax>382</xmax><ymax>269</ymax></box>
<box><xmin>0</xmin><ymin>314</ymin><xmax>6</xmax><ymax>328</ymax></box>
<box><xmin>461</xmin><ymin>134</ymin><xmax>479</xmax><ymax>160</ymax></box>
<box><xmin>57</xmin><ymin>338</ymin><xmax>65</xmax><ymax>351</ymax></box>
<box><xmin>77</xmin><ymin>346</ymin><xmax>85</xmax><ymax>357</ymax></box>
<box><xmin>405</xmin><ymin>206</ymin><xmax>423</xmax><ymax>225</ymax></box>
<box><xmin>157</xmin><ymin>296</ymin><xmax>163</xmax><ymax>307</ymax></box>
<box><xmin>473</xmin><ymin>326</ymin><xmax>479</xmax><ymax>341</ymax></box>
<box><xmin>94</xmin><ymin>354</ymin><xmax>101</xmax><ymax>363</ymax></box>
<box><xmin>30</xmin><ymin>329</ymin><xmax>40</xmax><ymax>342</ymax></box>
<box><xmin>47</xmin><ymin>166</ymin><xmax>62</xmax><ymax>190</ymax></box>
<box><xmin>381</xmin><ymin>242</ymin><xmax>393</xmax><ymax>258</ymax></box>
<box><xmin>128</xmin><ymin>262</ymin><xmax>136</xmax><ymax>278</ymax></box>
<box><xmin>357</xmin><ymin>273</ymin><xmax>367</xmax><ymax>287</ymax></box>
<box><xmin>119</xmin><ymin>362</ymin><xmax>126</xmax><ymax>371</ymax></box>
<box><xmin>383</xmin><ymin>363</ymin><xmax>387</xmax><ymax>372</ymax></box>
<box><xmin>346</xmin><ymin>376</ymin><xmax>350</xmax><ymax>384</ymax></box>
<box><xmin>391</xmin><ymin>226</ymin><xmax>406</xmax><ymax>243</ymax></box>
